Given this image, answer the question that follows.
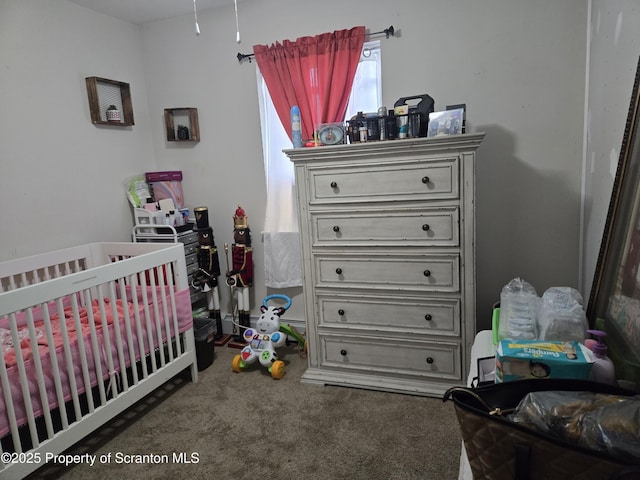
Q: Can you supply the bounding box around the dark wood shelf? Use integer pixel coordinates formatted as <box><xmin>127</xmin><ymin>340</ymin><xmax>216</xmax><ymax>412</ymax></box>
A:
<box><xmin>86</xmin><ymin>77</ymin><xmax>134</xmax><ymax>126</ymax></box>
<box><xmin>164</xmin><ymin>108</ymin><xmax>199</xmax><ymax>142</ymax></box>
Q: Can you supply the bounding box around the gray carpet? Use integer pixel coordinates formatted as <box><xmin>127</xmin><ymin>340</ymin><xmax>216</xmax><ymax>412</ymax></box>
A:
<box><xmin>27</xmin><ymin>343</ymin><xmax>463</xmax><ymax>480</ymax></box>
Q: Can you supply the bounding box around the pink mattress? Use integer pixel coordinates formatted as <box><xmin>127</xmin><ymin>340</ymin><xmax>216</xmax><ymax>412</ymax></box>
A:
<box><xmin>0</xmin><ymin>287</ymin><xmax>192</xmax><ymax>438</ymax></box>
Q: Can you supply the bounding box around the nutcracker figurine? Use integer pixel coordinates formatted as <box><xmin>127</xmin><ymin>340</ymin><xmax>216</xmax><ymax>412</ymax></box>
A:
<box><xmin>226</xmin><ymin>205</ymin><xmax>253</xmax><ymax>345</ymax></box>
<box><xmin>191</xmin><ymin>206</ymin><xmax>230</xmax><ymax>345</ymax></box>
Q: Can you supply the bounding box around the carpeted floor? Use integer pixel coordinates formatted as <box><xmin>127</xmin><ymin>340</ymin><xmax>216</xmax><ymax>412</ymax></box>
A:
<box><xmin>27</xmin><ymin>342</ymin><xmax>463</xmax><ymax>480</ymax></box>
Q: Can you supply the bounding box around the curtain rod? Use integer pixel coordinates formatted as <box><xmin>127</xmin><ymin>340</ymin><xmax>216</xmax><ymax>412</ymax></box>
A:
<box><xmin>236</xmin><ymin>25</ymin><xmax>395</xmax><ymax>64</ymax></box>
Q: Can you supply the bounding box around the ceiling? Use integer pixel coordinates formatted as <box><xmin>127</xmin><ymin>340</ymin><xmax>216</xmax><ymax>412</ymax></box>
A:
<box><xmin>68</xmin><ymin>0</ymin><xmax>232</xmax><ymax>25</ymax></box>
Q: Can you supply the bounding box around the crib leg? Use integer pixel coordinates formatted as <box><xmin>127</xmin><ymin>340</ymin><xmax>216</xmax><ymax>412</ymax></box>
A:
<box><xmin>185</xmin><ymin>330</ymin><xmax>199</xmax><ymax>383</ymax></box>
<box><xmin>190</xmin><ymin>360</ymin><xmax>199</xmax><ymax>383</ymax></box>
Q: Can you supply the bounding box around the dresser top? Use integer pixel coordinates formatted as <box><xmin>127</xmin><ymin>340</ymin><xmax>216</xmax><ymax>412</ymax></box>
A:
<box><xmin>284</xmin><ymin>132</ymin><xmax>485</xmax><ymax>163</ymax></box>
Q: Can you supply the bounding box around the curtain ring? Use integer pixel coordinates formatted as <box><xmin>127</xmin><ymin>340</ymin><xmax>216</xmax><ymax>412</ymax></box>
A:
<box><xmin>362</xmin><ymin>48</ymin><xmax>371</xmax><ymax>58</ymax></box>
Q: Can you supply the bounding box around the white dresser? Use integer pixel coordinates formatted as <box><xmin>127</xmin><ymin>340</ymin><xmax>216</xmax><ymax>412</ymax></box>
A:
<box><xmin>286</xmin><ymin>133</ymin><xmax>484</xmax><ymax>397</ymax></box>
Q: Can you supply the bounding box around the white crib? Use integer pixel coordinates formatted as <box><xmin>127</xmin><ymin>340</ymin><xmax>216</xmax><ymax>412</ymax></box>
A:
<box><xmin>0</xmin><ymin>242</ymin><xmax>198</xmax><ymax>479</ymax></box>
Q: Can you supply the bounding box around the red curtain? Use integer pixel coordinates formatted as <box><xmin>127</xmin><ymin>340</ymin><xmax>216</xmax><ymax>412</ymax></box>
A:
<box><xmin>253</xmin><ymin>26</ymin><xmax>365</xmax><ymax>141</ymax></box>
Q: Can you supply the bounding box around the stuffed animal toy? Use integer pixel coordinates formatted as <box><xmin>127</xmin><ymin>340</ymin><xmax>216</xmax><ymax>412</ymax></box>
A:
<box><xmin>231</xmin><ymin>295</ymin><xmax>290</xmax><ymax>379</ymax></box>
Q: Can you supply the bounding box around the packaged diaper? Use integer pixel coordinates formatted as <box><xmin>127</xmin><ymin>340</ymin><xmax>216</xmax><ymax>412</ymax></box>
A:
<box><xmin>496</xmin><ymin>340</ymin><xmax>594</xmax><ymax>382</ymax></box>
<box><xmin>499</xmin><ymin>278</ymin><xmax>540</xmax><ymax>341</ymax></box>
<box><xmin>538</xmin><ymin>287</ymin><xmax>588</xmax><ymax>342</ymax></box>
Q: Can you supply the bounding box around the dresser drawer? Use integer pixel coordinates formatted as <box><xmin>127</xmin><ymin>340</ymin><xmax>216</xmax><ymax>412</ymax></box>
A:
<box><xmin>318</xmin><ymin>295</ymin><xmax>459</xmax><ymax>335</ymax></box>
<box><xmin>319</xmin><ymin>335</ymin><xmax>461</xmax><ymax>380</ymax></box>
<box><xmin>315</xmin><ymin>253</ymin><xmax>460</xmax><ymax>292</ymax></box>
<box><xmin>177</xmin><ymin>230</ymin><xmax>199</xmax><ymax>245</ymax></box>
<box><xmin>312</xmin><ymin>207</ymin><xmax>458</xmax><ymax>247</ymax></box>
<box><xmin>183</xmin><ymin>242</ymin><xmax>198</xmax><ymax>256</ymax></box>
<box><xmin>190</xmin><ymin>289</ymin><xmax>205</xmax><ymax>304</ymax></box>
<box><xmin>185</xmin><ymin>252</ymin><xmax>198</xmax><ymax>266</ymax></box>
<box><xmin>308</xmin><ymin>159</ymin><xmax>459</xmax><ymax>204</ymax></box>
<box><xmin>186</xmin><ymin>260</ymin><xmax>199</xmax><ymax>276</ymax></box>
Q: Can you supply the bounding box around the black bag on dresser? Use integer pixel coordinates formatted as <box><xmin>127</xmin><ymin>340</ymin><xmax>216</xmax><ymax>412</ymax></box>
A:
<box><xmin>443</xmin><ymin>379</ymin><xmax>640</xmax><ymax>480</ymax></box>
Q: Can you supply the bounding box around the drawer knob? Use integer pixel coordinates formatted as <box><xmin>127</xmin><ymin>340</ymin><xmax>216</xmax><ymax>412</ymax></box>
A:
<box><xmin>423</xmin><ymin>269</ymin><xmax>431</xmax><ymax>277</ymax></box>
<box><xmin>422</xmin><ymin>224</ymin><xmax>430</xmax><ymax>231</ymax></box>
<box><xmin>424</xmin><ymin>314</ymin><xmax>433</xmax><ymax>321</ymax></box>
<box><xmin>330</xmin><ymin>181</ymin><xmax>338</xmax><ymax>189</ymax></box>
<box><xmin>333</xmin><ymin>225</ymin><xmax>340</xmax><ymax>233</ymax></box>
<box><xmin>426</xmin><ymin>357</ymin><xmax>434</xmax><ymax>364</ymax></box>
<box><xmin>340</xmin><ymin>349</ymin><xmax>348</xmax><ymax>356</ymax></box>
<box><xmin>422</xmin><ymin>176</ymin><xmax>430</xmax><ymax>184</ymax></box>
<box><xmin>338</xmin><ymin>309</ymin><xmax>345</xmax><ymax>316</ymax></box>
<box><xmin>336</xmin><ymin>267</ymin><xmax>343</xmax><ymax>275</ymax></box>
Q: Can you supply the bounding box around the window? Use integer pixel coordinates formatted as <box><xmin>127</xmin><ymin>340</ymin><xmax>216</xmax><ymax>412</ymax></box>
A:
<box><xmin>345</xmin><ymin>41</ymin><xmax>382</xmax><ymax>120</ymax></box>
<box><xmin>257</xmin><ymin>40</ymin><xmax>382</xmax><ymax>287</ymax></box>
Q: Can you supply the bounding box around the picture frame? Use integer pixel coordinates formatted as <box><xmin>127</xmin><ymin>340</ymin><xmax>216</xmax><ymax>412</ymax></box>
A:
<box><xmin>427</xmin><ymin>108</ymin><xmax>464</xmax><ymax>137</ymax></box>
<box><xmin>472</xmin><ymin>356</ymin><xmax>496</xmax><ymax>387</ymax></box>
<box><xmin>447</xmin><ymin>103</ymin><xmax>467</xmax><ymax>133</ymax></box>
<box><xmin>587</xmin><ymin>56</ymin><xmax>640</xmax><ymax>387</ymax></box>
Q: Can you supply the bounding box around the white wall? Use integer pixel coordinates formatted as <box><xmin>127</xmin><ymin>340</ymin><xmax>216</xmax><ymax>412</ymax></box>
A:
<box><xmin>0</xmin><ymin>0</ymin><xmax>155</xmax><ymax>258</ymax></box>
<box><xmin>582</xmin><ymin>1</ymin><xmax>640</xmax><ymax>306</ymax></box>
<box><xmin>141</xmin><ymin>0</ymin><xmax>588</xmax><ymax>326</ymax></box>
<box><xmin>1</xmin><ymin>0</ymin><xmax>594</xmax><ymax>329</ymax></box>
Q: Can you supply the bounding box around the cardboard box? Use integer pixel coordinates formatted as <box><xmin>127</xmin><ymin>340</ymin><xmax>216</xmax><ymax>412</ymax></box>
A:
<box><xmin>145</xmin><ymin>171</ymin><xmax>184</xmax><ymax>209</ymax></box>
<box><xmin>496</xmin><ymin>340</ymin><xmax>593</xmax><ymax>383</ymax></box>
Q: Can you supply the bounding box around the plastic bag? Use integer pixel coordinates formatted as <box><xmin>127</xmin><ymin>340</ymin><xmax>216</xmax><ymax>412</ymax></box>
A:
<box><xmin>499</xmin><ymin>278</ymin><xmax>540</xmax><ymax>341</ymax></box>
<box><xmin>124</xmin><ymin>175</ymin><xmax>152</xmax><ymax>208</ymax></box>
<box><xmin>538</xmin><ymin>287</ymin><xmax>588</xmax><ymax>342</ymax></box>
<box><xmin>509</xmin><ymin>390</ymin><xmax>640</xmax><ymax>462</ymax></box>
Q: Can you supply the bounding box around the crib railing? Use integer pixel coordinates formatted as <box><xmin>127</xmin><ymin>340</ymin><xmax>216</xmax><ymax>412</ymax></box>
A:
<box><xmin>0</xmin><ymin>243</ymin><xmax>196</xmax><ymax>479</ymax></box>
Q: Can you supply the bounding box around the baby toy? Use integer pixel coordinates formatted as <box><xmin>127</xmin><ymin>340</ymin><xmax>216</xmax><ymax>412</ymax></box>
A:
<box><xmin>231</xmin><ymin>294</ymin><xmax>291</xmax><ymax>379</ymax></box>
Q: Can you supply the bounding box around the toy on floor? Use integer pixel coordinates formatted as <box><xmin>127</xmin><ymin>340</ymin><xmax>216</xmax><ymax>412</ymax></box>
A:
<box><xmin>279</xmin><ymin>322</ymin><xmax>307</xmax><ymax>357</ymax></box>
<box><xmin>231</xmin><ymin>294</ymin><xmax>291</xmax><ymax>379</ymax></box>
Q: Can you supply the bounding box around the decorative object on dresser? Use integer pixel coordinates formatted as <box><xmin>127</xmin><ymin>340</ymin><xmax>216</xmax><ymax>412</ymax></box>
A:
<box><xmin>428</xmin><ymin>108</ymin><xmax>465</xmax><ymax>137</ymax></box>
<box><xmin>315</xmin><ymin>122</ymin><xmax>346</xmax><ymax>146</ymax></box>
<box><xmin>286</xmin><ymin>133</ymin><xmax>485</xmax><ymax>397</ymax></box>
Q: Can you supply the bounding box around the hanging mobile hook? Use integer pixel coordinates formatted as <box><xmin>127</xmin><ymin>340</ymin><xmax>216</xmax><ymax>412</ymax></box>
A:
<box><xmin>193</xmin><ymin>0</ymin><xmax>200</xmax><ymax>36</ymax></box>
<box><xmin>234</xmin><ymin>0</ymin><xmax>241</xmax><ymax>43</ymax></box>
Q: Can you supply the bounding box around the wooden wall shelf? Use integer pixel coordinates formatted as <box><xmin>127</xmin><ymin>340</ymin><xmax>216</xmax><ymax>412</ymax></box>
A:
<box><xmin>164</xmin><ymin>108</ymin><xmax>200</xmax><ymax>142</ymax></box>
<box><xmin>86</xmin><ymin>77</ymin><xmax>134</xmax><ymax>126</ymax></box>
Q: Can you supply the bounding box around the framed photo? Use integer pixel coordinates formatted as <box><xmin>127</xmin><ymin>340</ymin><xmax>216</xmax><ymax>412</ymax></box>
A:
<box><xmin>472</xmin><ymin>356</ymin><xmax>496</xmax><ymax>387</ymax></box>
<box><xmin>447</xmin><ymin>103</ymin><xmax>467</xmax><ymax>133</ymax></box>
<box><xmin>427</xmin><ymin>108</ymin><xmax>464</xmax><ymax>137</ymax></box>
<box><xmin>587</xmin><ymin>57</ymin><xmax>640</xmax><ymax>387</ymax></box>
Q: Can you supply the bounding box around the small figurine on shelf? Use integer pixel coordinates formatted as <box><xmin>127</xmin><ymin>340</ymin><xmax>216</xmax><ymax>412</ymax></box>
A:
<box><xmin>106</xmin><ymin>104</ymin><xmax>121</xmax><ymax>123</ymax></box>
<box><xmin>226</xmin><ymin>205</ymin><xmax>253</xmax><ymax>346</ymax></box>
<box><xmin>177</xmin><ymin>125</ymin><xmax>190</xmax><ymax>140</ymax></box>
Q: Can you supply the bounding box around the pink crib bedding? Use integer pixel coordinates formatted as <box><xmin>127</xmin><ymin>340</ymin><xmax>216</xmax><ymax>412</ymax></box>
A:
<box><xmin>0</xmin><ymin>287</ymin><xmax>192</xmax><ymax>438</ymax></box>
